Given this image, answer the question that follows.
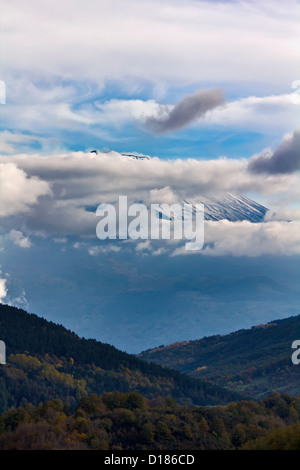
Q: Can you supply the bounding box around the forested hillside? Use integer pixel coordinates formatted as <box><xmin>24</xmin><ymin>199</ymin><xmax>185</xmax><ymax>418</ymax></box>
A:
<box><xmin>1</xmin><ymin>391</ymin><xmax>300</xmax><ymax>450</ymax></box>
<box><xmin>0</xmin><ymin>304</ymin><xmax>240</xmax><ymax>413</ymax></box>
<box><xmin>1</xmin><ymin>304</ymin><xmax>300</xmax><ymax>450</ymax></box>
<box><xmin>138</xmin><ymin>315</ymin><xmax>300</xmax><ymax>398</ymax></box>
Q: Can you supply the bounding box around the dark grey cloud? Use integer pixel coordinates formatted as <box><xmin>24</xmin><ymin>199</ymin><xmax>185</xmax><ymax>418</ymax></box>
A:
<box><xmin>249</xmin><ymin>129</ymin><xmax>300</xmax><ymax>174</ymax></box>
<box><xmin>144</xmin><ymin>88</ymin><xmax>225</xmax><ymax>133</ymax></box>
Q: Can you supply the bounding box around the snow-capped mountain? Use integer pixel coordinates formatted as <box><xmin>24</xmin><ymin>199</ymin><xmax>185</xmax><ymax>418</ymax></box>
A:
<box><xmin>189</xmin><ymin>193</ymin><xmax>268</xmax><ymax>223</ymax></box>
<box><xmin>156</xmin><ymin>193</ymin><xmax>268</xmax><ymax>223</ymax></box>
<box><xmin>90</xmin><ymin>150</ymin><xmax>268</xmax><ymax>223</ymax></box>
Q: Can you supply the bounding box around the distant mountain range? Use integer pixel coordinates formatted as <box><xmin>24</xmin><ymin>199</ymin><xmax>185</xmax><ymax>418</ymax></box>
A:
<box><xmin>1</xmin><ymin>302</ymin><xmax>299</xmax><ymax>416</ymax></box>
<box><xmin>138</xmin><ymin>314</ymin><xmax>300</xmax><ymax>399</ymax></box>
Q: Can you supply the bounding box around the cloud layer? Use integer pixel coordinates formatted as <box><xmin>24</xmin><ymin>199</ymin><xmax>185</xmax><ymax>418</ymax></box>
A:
<box><xmin>1</xmin><ymin>86</ymin><xmax>299</xmax><ymax>155</ymax></box>
<box><xmin>3</xmin><ymin>0</ymin><xmax>300</xmax><ymax>87</ymax></box>
<box><xmin>0</xmin><ymin>151</ymin><xmax>299</xmax><ymax>257</ymax></box>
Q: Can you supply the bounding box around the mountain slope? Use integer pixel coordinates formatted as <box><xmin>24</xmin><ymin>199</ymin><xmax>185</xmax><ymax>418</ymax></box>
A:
<box><xmin>138</xmin><ymin>314</ymin><xmax>300</xmax><ymax>399</ymax></box>
<box><xmin>154</xmin><ymin>193</ymin><xmax>268</xmax><ymax>223</ymax></box>
<box><xmin>0</xmin><ymin>303</ymin><xmax>240</xmax><ymax>413</ymax></box>
<box><xmin>93</xmin><ymin>151</ymin><xmax>268</xmax><ymax>223</ymax></box>
<box><xmin>195</xmin><ymin>193</ymin><xmax>268</xmax><ymax>222</ymax></box>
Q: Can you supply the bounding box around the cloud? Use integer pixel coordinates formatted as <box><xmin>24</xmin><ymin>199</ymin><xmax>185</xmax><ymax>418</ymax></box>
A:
<box><xmin>88</xmin><ymin>245</ymin><xmax>121</xmax><ymax>256</ymax></box>
<box><xmin>1</xmin><ymin>1</ymin><xmax>299</xmax><ymax>158</ymax></box>
<box><xmin>172</xmin><ymin>220</ymin><xmax>300</xmax><ymax>257</ymax></box>
<box><xmin>143</xmin><ymin>88</ymin><xmax>225</xmax><ymax>133</ymax></box>
<box><xmin>9</xmin><ymin>230</ymin><xmax>32</xmax><ymax>248</ymax></box>
<box><xmin>149</xmin><ymin>186</ymin><xmax>179</xmax><ymax>205</ymax></box>
<box><xmin>3</xmin><ymin>0</ymin><xmax>300</xmax><ymax>88</ymax></box>
<box><xmin>0</xmin><ymin>275</ymin><xmax>7</xmax><ymax>303</ymax></box>
<box><xmin>202</xmin><ymin>93</ymin><xmax>300</xmax><ymax>134</ymax></box>
<box><xmin>53</xmin><ymin>237</ymin><xmax>67</xmax><ymax>244</ymax></box>
<box><xmin>0</xmin><ymin>162</ymin><xmax>51</xmax><ymax>217</ymax></box>
<box><xmin>0</xmin><ymin>150</ymin><xmax>298</xmax><ymax>261</ymax></box>
<box><xmin>248</xmin><ymin>129</ymin><xmax>300</xmax><ymax>174</ymax></box>
<box><xmin>2</xmin><ymin>151</ymin><xmax>296</xmax><ymax>203</ymax></box>
<box><xmin>95</xmin><ymin>93</ymin><xmax>300</xmax><ymax>134</ymax></box>
<box><xmin>10</xmin><ymin>288</ymin><xmax>29</xmax><ymax>310</ymax></box>
<box><xmin>204</xmin><ymin>220</ymin><xmax>300</xmax><ymax>257</ymax></box>
<box><xmin>0</xmin><ymin>151</ymin><xmax>297</xmax><ymax>237</ymax></box>
<box><xmin>264</xmin><ymin>207</ymin><xmax>300</xmax><ymax>222</ymax></box>
<box><xmin>0</xmin><ymin>131</ymin><xmax>53</xmax><ymax>154</ymax></box>
<box><xmin>136</xmin><ymin>240</ymin><xmax>151</xmax><ymax>252</ymax></box>
<box><xmin>1</xmin><ymin>80</ymin><xmax>298</xmax><ymax>153</ymax></box>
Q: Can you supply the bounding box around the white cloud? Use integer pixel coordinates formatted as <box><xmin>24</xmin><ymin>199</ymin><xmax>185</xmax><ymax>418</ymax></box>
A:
<box><xmin>0</xmin><ymin>1</ymin><xmax>298</xmax><ymax>157</ymax></box>
<box><xmin>3</xmin><ymin>0</ymin><xmax>300</xmax><ymax>88</ymax></box>
<box><xmin>53</xmin><ymin>237</ymin><xmax>67</xmax><ymax>244</ymax></box>
<box><xmin>88</xmin><ymin>245</ymin><xmax>121</xmax><ymax>256</ymax></box>
<box><xmin>0</xmin><ymin>151</ymin><xmax>299</xmax><ymax>258</ymax></box>
<box><xmin>264</xmin><ymin>207</ymin><xmax>300</xmax><ymax>222</ymax></box>
<box><xmin>0</xmin><ymin>275</ymin><xmax>7</xmax><ymax>303</ymax></box>
<box><xmin>172</xmin><ymin>220</ymin><xmax>300</xmax><ymax>257</ymax></box>
<box><xmin>11</xmin><ymin>288</ymin><xmax>29</xmax><ymax>310</ymax></box>
<box><xmin>9</xmin><ymin>229</ymin><xmax>32</xmax><ymax>248</ymax></box>
<box><xmin>0</xmin><ymin>162</ymin><xmax>51</xmax><ymax>217</ymax></box>
<box><xmin>152</xmin><ymin>247</ymin><xmax>168</xmax><ymax>256</ymax></box>
<box><xmin>0</xmin><ymin>131</ymin><xmax>54</xmax><ymax>154</ymax></box>
<box><xmin>1</xmin><ymin>151</ymin><xmax>296</xmax><ymax>206</ymax></box>
<box><xmin>0</xmin><ymin>77</ymin><xmax>298</xmax><ymax>149</ymax></box>
<box><xmin>95</xmin><ymin>99</ymin><xmax>167</xmax><ymax>127</ymax></box>
<box><xmin>5</xmin><ymin>91</ymin><xmax>298</xmax><ymax>143</ymax></box>
<box><xmin>149</xmin><ymin>187</ymin><xmax>179</xmax><ymax>205</ymax></box>
<box><xmin>73</xmin><ymin>241</ymin><xmax>83</xmax><ymax>249</ymax></box>
<box><xmin>203</xmin><ymin>94</ymin><xmax>300</xmax><ymax>134</ymax></box>
<box><xmin>136</xmin><ymin>240</ymin><xmax>151</xmax><ymax>252</ymax></box>
<box><xmin>94</xmin><ymin>93</ymin><xmax>300</xmax><ymax>135</ymax></box>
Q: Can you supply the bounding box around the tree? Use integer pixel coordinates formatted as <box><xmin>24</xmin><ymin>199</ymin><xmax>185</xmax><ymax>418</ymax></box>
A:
<box><xmin>199</xmin><ymin>417</ymin><xmax>209</xmax><ymax>433</ymax></box>
<box><xmin>156</xmin><ymin>420</ymin><xmax>172</xmax><ymax>441</ymax></box>
<box><xmin>231</xmin><ymin>423</ymin><xmax>247</xmax><ymax>447</ymax></box>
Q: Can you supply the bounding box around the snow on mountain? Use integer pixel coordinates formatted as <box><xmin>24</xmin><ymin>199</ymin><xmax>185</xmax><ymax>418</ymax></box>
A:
<box><xmin>90</xmin><ymin>150</ymin><xmax>268</xmax><ymax>223</ymax></box>
<box><xmin>188</xmin><ymin>193</ymin><xmax>268</xmax><ymax>223</ymax></box>
<box><xmin>156</xmin><ymin>194</ymin><xmax>268</xmax><ymax>223</ymax></box>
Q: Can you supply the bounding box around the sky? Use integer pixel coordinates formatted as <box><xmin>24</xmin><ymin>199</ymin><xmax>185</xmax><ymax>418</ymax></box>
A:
<box><xmin>0</xmin><ymin>0</ymin><xmax>300</xmax><ymax>352</ymax></box>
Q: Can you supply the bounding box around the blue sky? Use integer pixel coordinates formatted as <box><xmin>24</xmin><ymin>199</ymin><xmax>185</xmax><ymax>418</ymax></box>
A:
<box><xmin>1</xmin><ymin>0</ymin><xmax>300</xmax><ymax>159</ymax></box>
<box><xmin>0</xmin><ymin>0</ymin><xmax>300</xmax><ymax>351</ymax></box>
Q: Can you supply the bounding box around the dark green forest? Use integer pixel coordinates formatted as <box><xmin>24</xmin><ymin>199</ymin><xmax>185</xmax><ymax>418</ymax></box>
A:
<box><xmin>138</xmin><ymin>315</ymin><xmax>300</xmax><ymax>398</ymax></box>
<box><xmin>0</xmin><ymin>303</ymin><xmax>239</xmax><ymax>414</ymax></box>
<box><xmin>1</xmin><ymin>303</ymin><xmax>300</xmax><ymax>450</ymax></box>
<box><xmin>1</xmin><ymin>391</ymin><xmax>300</xmax><ymax>450</ymax></box>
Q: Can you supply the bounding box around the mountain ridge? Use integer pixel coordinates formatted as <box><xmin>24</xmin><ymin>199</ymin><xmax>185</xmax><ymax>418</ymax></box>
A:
<box><xmin>0</xmin><ymin>303</ymin><xmax>240</xmax><ymax>413</ymax></box>
<box><xmin>185</xmin><ymin>193</ymin><xmax>268</xmax><ymax>223</ymax></box>
<box><xmin>137</xmin><ymin>314</ymin><xmax>300</xmax><ymax>399</ymax></box>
